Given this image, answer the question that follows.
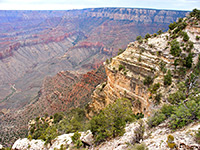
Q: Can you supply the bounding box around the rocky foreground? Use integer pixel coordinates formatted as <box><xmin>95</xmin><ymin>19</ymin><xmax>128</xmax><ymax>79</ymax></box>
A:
<box><xmin>11</xmin><ymin>119</ymin><xmax>200</xmax><ymax>150</ymax></box>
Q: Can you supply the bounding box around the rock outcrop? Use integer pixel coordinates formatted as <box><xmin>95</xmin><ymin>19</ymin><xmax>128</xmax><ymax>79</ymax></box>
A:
<box><xmin>12</xmin><ymin>130</ymin><xmax>93</xmax><ymax>150</ymax></box>
<box><xmin>94</xmin><ymin>119</ymin><xmax>200</xmax><ymax>150</ymax></box>
<box><xmin>11</xmin><ymin>120</ymin><xmax>200</xmax><ymax>150</ymax></box>
<box><xmin>87</xmin><ymin>16</ymin><xmax>200</xmax><ymax>118</ymax></box>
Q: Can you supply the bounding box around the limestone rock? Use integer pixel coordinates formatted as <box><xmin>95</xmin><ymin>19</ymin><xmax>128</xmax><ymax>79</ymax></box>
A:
<box><xmin>80</xmin><ymin>130</ymin><xmax>94</xmax><ymax>146</ymax></box>
<box><xmin>12</xmin><ymin>130</ymin><xmax>94</xmax><ymax>150</ymax></box>
<box><xmin>86</xmin><ymin>17</ymin><xmax>200</xmax><ymax>118</ymax></box>
<box><xmin>12</xmin><ymin>138</ymin><xmax>46</xmax><ymax>150</ymax></box>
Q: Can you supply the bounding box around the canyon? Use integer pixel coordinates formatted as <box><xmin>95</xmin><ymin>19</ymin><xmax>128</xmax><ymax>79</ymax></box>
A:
<box><xmin>8</xmin><ymin>11</ymin><xmax>200</xmax><ymax>149</ymax></box>
<box><xmin>0</xmin><ymin>8</ymin><xmax>189</xmax><ymax>146</ymax></box>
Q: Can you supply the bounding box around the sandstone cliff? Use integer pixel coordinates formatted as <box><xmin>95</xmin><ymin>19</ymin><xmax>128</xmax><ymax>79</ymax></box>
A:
<box><xmin>87</xmin><ymin>16</ymin><xmax>200</xmax><ymax>118</ymax></box>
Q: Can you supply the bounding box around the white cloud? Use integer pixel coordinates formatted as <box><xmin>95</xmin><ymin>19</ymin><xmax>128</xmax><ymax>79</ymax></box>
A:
<box><xmin>0</xmin><ymin>0</ymin><xmax>199</xmax><ymax>10</ymax></box>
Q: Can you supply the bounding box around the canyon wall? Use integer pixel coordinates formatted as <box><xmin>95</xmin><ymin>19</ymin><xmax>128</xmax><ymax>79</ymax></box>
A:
<box><xmin>87</xmin><ymin>19</ymin><xmax>200</xmax><ymax>118</ymax></box>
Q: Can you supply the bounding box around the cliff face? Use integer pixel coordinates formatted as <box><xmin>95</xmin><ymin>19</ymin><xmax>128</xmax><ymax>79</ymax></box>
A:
<box><xmin>87</xmin><ymin>18</ymin><xmax>200</xmax><ymax>118</ymax></box>
<box><xmin>85</xmin><ymin>8</ymin><xmax>188</xmax><ymax>24</ymax></box>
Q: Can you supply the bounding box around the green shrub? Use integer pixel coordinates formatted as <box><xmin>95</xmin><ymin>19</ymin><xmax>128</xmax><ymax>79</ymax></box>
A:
<box><xmin>147</xmin><ymin>111</ymin><xmax>166</xmax><ymax>128</ymax></box>
<box><xmin>143</xmin><ymin>76</ymin><xmax>153</xmax><ymax>86</ymax></box>
<box><xmin>147</xmin><ymin>104</ymin><xmax>175</xmax><ymax>128</ymax></box>
<box><xmin>185</xmin><ymin>41</ymin><xmax>194</xmax><ymax>52</ymax></box>
<box><xmin>154</xmin><ymin>93</ymin><xmax>162</xmax><ymax>104</ymax></box>
<box><xmin>190</xmin><ymin>8</ymin><xmax>200</xmax><ymax>20</ymax></box>
<box><xmin>145</xmin><ymin>33</ymin><xmax>151</xmax><ymax>39</ymax></box>
<box><xmin>157</xmin><ymin>30</ymin><xmax>163</xmax><ymax>35</ymax></box>
<box><xmin>168</xmin><ymin>91</ymin><xmax>186</xmax><ymax>105</ymax></box>
<box><xmin>53</xmin><ymin>112</ymin><xmax>64</xmax><ymax>123</ymax></box>
<box><xmin>71</xmin><ymin>131</ymin><xmax>83</xmax><ymax>148</ymax></box>
<box><xmin>184</xmin><ymin>52</ymin><xmax>193</xmax><ymax>68</ymax></box>
<box><xmin>29</xmin><ymin>108</ymin><xmax>88</xmax><ymax>143</ymax></box>
<box><xmin>27</xmin><ymin>134</ymin><xmax>32</xmax><ymax>141</ymax></box>
<box><xmin>159</xmin><ymin>60</ymin><xmax>167</xmax><ymax>73</ymax></box>
<box><xmin>44</xmin><ymin>126</ymin><xmax>58</xmax><ymax>145</ymax></box>
<box><xmin>170</xmin><ymin>39</ymin><xmax>182</xmax><ymax>57</ymax></box>
<box><xmin>168</xmin><ymin>82</ymin><xmax>186</xmax><ymax>104</ymax></box>
<box><xmin>153</xmin><ymin>33</ymin><xmax>157</xmax><ymax>37</ymax></box>
<box><xmin>136</xmin><ymin>36</ymin><xmax>143</xmax><ymax>44</ymax></box>
<box><xmin>90</xmin><ymin>98</ymin><xmax>135</xmax><ymax>144</ymax></box>
<box><xmin>138</xmin><ymin>56</ymin><xmax>142</xmax><ymax>62</ymax></box>
<box><xmin>177</xmin><ymin>67</ymin><xmax>186</xmax><ymax>78</ymax></box>
<box><xmin>178</xmin><ymin>18</ymin><xmax>183</xmax><ymax>23</ymax></box>
<box><xmin>119</xmin><ymin>64</ymin><xmax>125</xmax><ymax>71</ymax></box>
<box><xmin>164</xmin><ymin>70</ymin><xmax>172</xmax><ymax>86</ymax></box>
<box><xmin>150</xmin><ymin>83</ymin><xmax>160</xmax><ymax>94</ymax></box>
<box><xmin>169</xmin><ymin>100</ymin><xmax>200</xmax><ymax>129</ymax></box>
<box><xmin>169</xmin><ymin>22</ymin><xmax>177</xmax><ymax>30</ymax></box>
<box><xmin>118</xmin><ymin>49</ymin><xmax>125</xmax><ymax>55</ymax></box>
<box><xmin>160</xmin><ymin>104</ymin><xmax>175</xmax><ymax>117</ymax></box>
<box><xmin>106</xmin><ymin>59</ymin><xmax>109</xmax><ymax>64</ymax></box>
<box><xmin>136</xmin><ymin>36</ymin><xmax>142</xmax><ymax>41</ymax></box>
<box><xmin>182</xmin><ymin>32</ymin><xmax>189</xmax><ymax>42</ymax></box>
<box><xmin>196</xmin><ymin>36</ymin><xmax>200</xmax><ymax>41</ymax></box>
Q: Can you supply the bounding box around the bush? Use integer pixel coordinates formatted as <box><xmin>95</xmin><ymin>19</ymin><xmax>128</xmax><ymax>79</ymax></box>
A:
<box><xmin>177</xmin><ymin>67</ymin><xmax>186</xmax><ymax>78</ymax></box>
<box><xmin>164</xmin><ymin>70</ymin><xmax>172</xmax><ymax>86</ymax></box>
<box><xmin>169</xmin><ymin>22</ymin><xmax>177</xmax><ymax>30</ymax></box>
<box><xmin>71</xmin><ymin>131</ymin><xmax>83</xmax><ymax>148</ymax></box>
<box><xmin>53</xmin><ymin>112</ymin><xmax>63</xmax><ymax>123</ymax></box>
<box><xmin>168</xmin><ymin>82</ymin><xmax>186</xmax><ymax>104</ymax></box>
<box><xmin>196</xmin><ymin>36</ymin><xmax>200</xmax><ymax>41</ymax></box>
<box><xmin>159</xmin><ymin>60</ymin><xmax>167</xmax><ymax>73</ymax></box>
<box><xmin>118</xmin><ymin>49</ymin><xmax>125</xmax><ymax>55</ymax></box>
<box><xmin>147</xmin><ymin>111</ymin><xmax>166</xmax><ymax>128</ymax></box>
<box><xmin>138</xmin><ymin>56</ymin><xmax>142</xmax><ymax>62</ymax></box>
<box><xmin>150</xmin><ymin>83</ymin><xmax>160</xmax><ymax>94</ymax></box>
<box><xmin>90</xmin><ymin>98</ymin><xmax>135</xmax><ymax>144</ymax></box>
<box><xmin>184</xmin><ymin>52</ymin><xmax>193</xmax><ymax>68</ymax></box>
<box><xmin>153</xmin><ymin>33</ymin><xmax>157</xmax><ymax>37</ymax></box>
<box><xmin>106</xmin><ymin>59</ymin><xmax>109</xmax><ymax>64</ymax></box>
<box><xmin>143</xmin><ymin>76</ymin><xmax>153</xmax><ymax>86</ymax></box>
<box><xmin>119</xmin><ymin>64</ymin><xmax>125</xmax><ymax>71</ymax></box>
<box><xmin>145</xmin><ymin>33</ymin><xmax>151</xmax><ymax>39</ymax></box>
<box><xmin>157</xmin><ymin>30</ymin><xmax>163</xmax><ymax>35</ymax></box>
<box><xmin>136</xmin><ymin>36</ymin><xmax>142</xmax><ymax>41</ymax></box>
<box><xmin>147</xmin><ymin>104</ymin><xmax>175</xmax><ymax>128</ymax></box>
<box><xmin>169</xmin><ymin>100</ymin><xmax>200</xmax><ymax>129</ymax></box>
<box><xmin>154</xmin><ymin>93</ymin><xmax>162</xmax><ymax>104</ymax></box>
<box><xmin>190</xmin><ymin>8</ymin><xmax>200</xmax><ymax>20</ymax></box>
<box><xmin>170</xmin><ymin>39</ymin><xmax>182</xmax><ymax>57</ymax></box>
<box><xmin>160</xmin><ymin>104</ymin><xmax>175</xmax><ymax>117</ymax></box>
<box><xmin>182</xmin><ymin>32</ymin><xmax>189</xmax><ymax>42</ymax></box>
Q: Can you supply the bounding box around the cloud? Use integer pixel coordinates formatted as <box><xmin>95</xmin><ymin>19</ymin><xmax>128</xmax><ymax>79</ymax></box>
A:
<box><xmin>0</xmin><ymin>0</ymin><xmax>199</xmax><ymax>10</ymax></box>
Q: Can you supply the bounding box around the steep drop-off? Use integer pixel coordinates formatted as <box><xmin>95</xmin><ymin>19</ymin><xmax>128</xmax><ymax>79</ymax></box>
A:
<box><xmin>0</xmin><ymin>8</ymin><xmax>189</xmax><ymax>146</ymax></box>
<box><xmin>87</xmin><ymin>15</ymin><xmax>200</xmax><ymax>118</ymax></box>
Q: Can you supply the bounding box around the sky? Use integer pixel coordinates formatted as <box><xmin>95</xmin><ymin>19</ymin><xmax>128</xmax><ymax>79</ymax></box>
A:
<box><xmin>0</xmin><ymin>0</ymin><xmax>199</xmax><ymax>11</ymax></box>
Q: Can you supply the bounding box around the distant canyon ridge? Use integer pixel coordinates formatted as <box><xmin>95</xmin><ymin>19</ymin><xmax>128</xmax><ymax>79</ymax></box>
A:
<box><xmin>0</xmin><ymin>7</ymin><xmax>188</xmax><ymax>146</ymax></box>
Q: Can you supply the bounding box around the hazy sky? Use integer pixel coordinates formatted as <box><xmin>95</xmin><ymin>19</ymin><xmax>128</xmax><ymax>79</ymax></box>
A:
<box><xmin>0</xmin><ymin>0</ymin><xmax>199</xmax><ymax>11</ymax></box>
